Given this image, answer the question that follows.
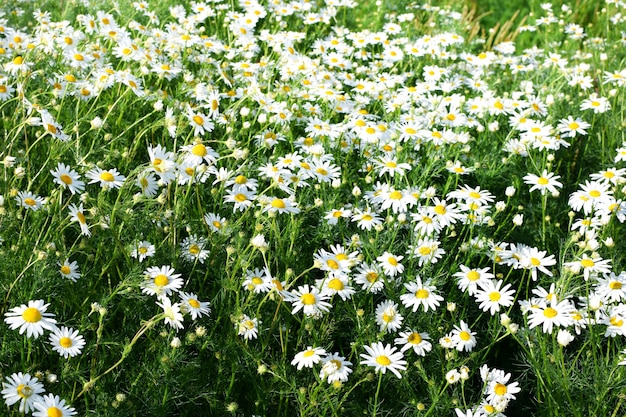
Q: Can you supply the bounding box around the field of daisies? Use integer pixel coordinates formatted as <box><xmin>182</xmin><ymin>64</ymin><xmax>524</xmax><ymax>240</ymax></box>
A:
<box><xmin>2</xmin><ymin>0</ymin><xmax>626</xmax><ymax>415</ymax></box>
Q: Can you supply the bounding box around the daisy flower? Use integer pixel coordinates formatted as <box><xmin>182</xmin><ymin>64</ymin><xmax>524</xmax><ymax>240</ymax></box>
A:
<box><xmin>450</xmin><ymin>320</ymin><xmax>477</xmax><ymax>352</ymax></box>
<box><xmin>351</xmin><ymin>207</ymin><xmax>383</xmax><ymax>231</ymax></box>
<box><xmin>454</xmin><ymin>265</ymin><xmax>494</xmax><ymax>296</ymax></box>
<box><xmin>237</xmin><ymin>314</ymin><xmax>259</xmax><ymax>340</ymax></box>
<box><xmin>595</xmin><ymin>272</ymin><xmax>626</xmax><ymax>303</ymax></box>
<box><xmin>58</xmin><ymin>259</ymin><xmax>81</xmax><ymax>282</ymax></box>
<box><xmin>4</xmin><ymin>299</ymin><xmax>57</xmax><ymax>339</ymax></box>
<box><xmin>291</xmin><ymin>346</ymin><xmax>327</xmax><ymax>370</ymax></box>
<box><xmin>394</xmin><ymin>330</ymin><xmax>432</xmax><ymax>356</ymax></box>
<box><xmin>242</xmin><ymin>268</ymin><xmax>273</xmax><ymax>294</ymax></box>
<box><xmin>180</xmin><ymin>235</ymin><xmax>210</xmax><ymax>263</ymax></box>
<box><xmin>374</xmin><ymin>156</ymin><xmax>411</xmax><ymax>177</ymax></box>
<box><xmin>319</xmin><ymin>353</ymin><xmax>353</xmax><ymax>383</ymax></box>
<box><xmin>400</xmin><ymin>276</ymin><xmax>444</xmax><ymax>312</ymax></box>
<box><xmin>360</xmin><ymin>342</ymin><xmax>407</xmax><ymax>379</ymax></box>
<box><xmin>527</xmin><ymin>299</ymin><xmax>575</xmax><ymax>334</ymax></box>
<box><xmin>474</xmin><ymin>279</ymin><xmax>515</xmax><ymax>315</ymax></box>
<box><xmin>523</xmin><ymin>170</ymin><xmax>563</xmax><ymax>195</ymax></box>
<box><xmin>353</xmin><ymin>263</ymin><xmax>385</xmax><ymax>293</ymax></box>
<box><xmin>49</xmin><ymin>326</ymin><xmax>85</xmax><ymax>358</ymax></box>
<box><xmin>16</xmin><ymin>191</ymin><xmax>45</xmax><ymax>211</ymax></box>
<box><xmin>317</xmin><ymin>275</ymin><xmax>355</xmax><ymax>301</ymax></box>
<box><xmin>147</xmin><ymin>144</ymin><xmax>177</xmax><ymax>183</ymax></box>
<box><xmin>580</xmin><ymin>94</ymin><xmax>611</xmax><ymax>113</ymax></box>
<box><xmin>182</xmin><ymin>141</ymin><xmax>218</xmax><ymax>167</ymax></box>
<box><xmin>50</xmin><ymin>163</ymin><xmax>85</xmax><ymax>194</ymax></box>
<box><xmin>517</xmin><ymin>246</ymin><xmax>556</xmax><ymax>281</ymax></box>
<box><xmin>376</xmin><ymin>251</ymin><xmax>404</xmax><ymax>277</ymax></box>
<box><xmin>136</xmin><ymin>171</ymin><xmax>159</xmax><ymax>197</ymax></box>
<box><xmin>1</xmin><ymin>372</ymin><xmax>45</xmax><ymax>413</ymax></box>
<box><xmin>564</xmin><ymin>254</ymin><xmax>612</xmax><ymax>281</ymax></box>
<box><xmin>375</xmin><ymin>300</ymin><xmax>404</xmax><ymax>333</ymax></box>
<box><xmin>179</xmin><ymin>292</ymin><xmax>211</xmax><ymax>320</ymax></box>
<box><xmin>288</xmin><ymin>284</ymin><xmax>332</xmax><ymax>317</ymax></box>
<box><xmin>204</xmin><ymin>212</ymin><xmax>227</xmax><ymax>233</ymax></box>
<box><xmin>157</xmin><ymin>296</ymin><xmax>184</xmax><ymax>331</ymax></box>
<box><xmin>32</xmin><ymin>394</ymin><xmax>76</xmax><ymax>417</ymax></box>
<box><xmin>262</xmin><ymin>197</ymin><xmax>300</xmax><ymax>214</ymax></box>
<box><xmin>324</xmin><ymin>207</ymin><xmax>352</xmax><ymax>225</ymax></box>
<box><xmin>186</xmin><ymin>107</ymin><xmax>214</xmax><ymax>136</ymax></box>
<box><xmin>224</xmin><ymin>188</ymin><xmax>256</xmax><ymax>212</ymax></box>
<box><xmin>85</xmin><ymin>167</ymin><xmax>126</xmax><ymax>190</ymax></box>
<box><xmin>141</xmin><ymin>265</ymin><xmax>184</xmax><ymax>297</ymax></box>
<box><xmin>557</xmin><ymin>116</ymin><xmax>590</xmax><ymax>138</ymax></box>
<box><xmin>68</xmin><ymin>203</ymin><xmax>90</xmax><ymax>236</ymax></box>
<box><xmin>130</xmin><ymin>240</ymin><xmax>155</xmax><ymax>262</ymax></box>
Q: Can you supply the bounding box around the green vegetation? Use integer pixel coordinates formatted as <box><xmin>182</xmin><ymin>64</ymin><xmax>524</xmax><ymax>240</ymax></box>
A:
<box><xmin>1</xmin><ymin>0</ymin><xmax>626</xmax><ymax>416</ymax></box>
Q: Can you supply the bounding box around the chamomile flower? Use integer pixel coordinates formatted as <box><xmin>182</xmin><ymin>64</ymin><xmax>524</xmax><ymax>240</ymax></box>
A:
<box><xmin>86</xmin><ymin>167</ymin><xmax>126</xmax><ymax>190</ymax></box>
<box><xmin>49</xmin><ymin>326</ymin><xmax>85</xmax><ymax>358</ymax></box>
<box><xmin>523</xmin><ymin>170</ymin><xmax>563</xmax><ymax>195</ymax></box>
<box><xmin>136</xmin><ymin>171</ymin><xmax>159</xmax><ymax>197</ymax></box>
<box><xmin>527</xmin><ymin>298</ymin><xmax>575</xmax><ymax>334</ymax></box>
<box><xmin>58</xmin><ymin>259</ymin><xmax>80</xmax><ymax>282</ymax></box>
<box><xmin>179</xmin><ymin>292</ymin><xmax>211</xmax><ymax>320</ymax></box>
<box><xmin>317</xmin><ymin>275</ymin><xmax>355</xmax><ymax>301</ymax></box>
<box><xmin>237</xmin><ymin>314</ymin><xmax>259</xmax><ymax>340</ymax></box>
<box><xmin>595</xmin><ymin>272</ymin><xmax>626</xmax><ymax>303</ymax></box>
<box><xmin>375</xmin><ymin>300</ymin><xmax>404</xmax><ymax>333</ymax></box>
<box><xmin>157</xmin><ymin>296</ymin><xmax>184</xmax><ymax>330</ymax></box>
<box><xmin>50</xmin><ymin>163</ymin><xmax>85</xmax><ymax>194</ymax></box>
<box><xmin>1</xmin><ymin>372</ymin><xmax>45</xmax><ymax>414</ymax></box>
<box><xmin>180</xmin><ymin>235</ymin><xmax>210</xmax><ymax>263</ymax></box>
<box><xmin>16</xmin><ymin>191</ymin><xmax>45</xmax><ymax>211</ymax></box>
<box><xmin>360</xmin><ymin>342</ymin><xmax>407</xmax><ymax>379</ymax></box>
<box><xmin>324</xmin><ymin>207</ymin><xmax>352</xmax><ymax>225</ymax></box>
<box><xmin>454</xmin><ymin>265</ymin><xmax>494</xmax><ymax>296</ymax></box>
<box><xmin>262</xmin><ymin>197</ymin><xmax>300</xmax><ymax>214</ymax></box>
<box><xmin>68</xmin><ymin>203</ymin><xmax>90</xmax><ymax>236</ymax></box>
<box><xmin>374</xmin><ymin>156</ymin><xmax>411</xmax><ymax>177</ymax></box>
<box><xmin>319</xmin><ymin>353</ymin><xmax>353</xmax><ymax>383</ymax></box>
<box><xmin>141</xmin><ymin>265</ymin><xmax>184</xmax><ymax>297</ymax></box>
<box><xmin>224</xmin><ymin>188</ymin><xmax>256</xmax><ymax>212</ymax></box>
<box><xmin>187</xmin><ymin>107</ymin><xmax>214</xmax><ymax>136</ymax></box>
<box><xmin>450</xmin><ymin>320</ymin><xmax>477</xmax><ymax>352</ymax></box>
<box><xmin>400</xmin><ymin>276</ymin><xmax>444</xmax><ymax>312</ymax></box>
<box><xmin>32</xmin><ymin>394</ymin><xmax>76</xmax><ymax>417</ymax></box>
<box><xmin>557</xmin><ymin>116</ymin><xmax>590</xmax><ymax>138</ymax></box>
<box><xmin>182</xmin><ymin>141</ymin><xmax>218</xmax><ymax>166</ymax></box>
<box><xmin>289</xmin><ymin>284</ymin><xmax>332</xmax><ymax>317</ymax></box>
<box><xmin>474</xmin><ymin>279</ymin><xmax>515</xmax><ymax>315</ymax></box>
<box><xmin>353</xmin><ymin>263</ymin><xmax>385</xmax><ymax>293</ymax></box>
<box><xmin>394</xmin><ymin>330</ymin><xmax>432</xmax><ymax>356</ymax></box>
<box><xmin>204</xmin><ymin>212</ymin><xmax>228</xmax><ymax>233</ymax></box>
<box><xmin>291</xmin><ymin>346</ymin><xmax>326</xmax><ymax>370</ymax></box>
<box><xmin>242</xmin><ymin>268</ymin><xmax>273</xmax><ymax>293</ymax></box>
<box><xmin>4</xmin><ymin>299</ymin><xmax>57</xmax><ymax>339</ymax></box>
<box><xmin>564</xmin><ymin>254</ymin><xmax>612</xmax><ymax>281</ymax></box>
<box><xmin>130</xmin><ymin>240</ymin><xmax>155</xmax><ymax>262</ymax></box>
<box><xmin>376</xmin><ymin>252</ymin><xmax>404</xmax><ymax>277</ymax></box>
<box><xmin>351</xmin><ymin>207</ymin><xmax>383</xmax><ymax>231</ymax></box>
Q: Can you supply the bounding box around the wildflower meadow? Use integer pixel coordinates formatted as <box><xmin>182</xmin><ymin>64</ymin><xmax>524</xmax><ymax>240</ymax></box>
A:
<box><xmin>2</xmin><ymin>0</ymin><xmax>626</xmax><ymax>415</ymax></box>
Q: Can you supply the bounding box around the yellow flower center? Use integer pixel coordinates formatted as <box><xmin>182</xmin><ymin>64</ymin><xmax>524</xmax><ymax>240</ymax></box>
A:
<box><xmin>188</xmin><ymin>299</ymin><xmax>200</xmax><ymax>308</ymax></box>
<box><xmin>361</xmin><ymin>214</ymin><xmax>373</xmax><ymax>221</ymax></box>
<box><xmin>494</xmin><ymin>383</ymin><xmax>507</xmax><ymax>396</ymax></box>
<box><xmin>74</xmin><ymin>53</ymin><xmax>84</xmax><ymax>61</ymax></box>
<box><xmin>303</xmin><ymin>350</ymin><xmax>316</xmax><ymax>357</ymax></box>
<box><xmin>100</xmin><ymin>172</ymin><xmax>115</xmax><ymax>182</ymax></box>
<box><xmin>418</xmin><ymin>246</ymin><xmax>432</xmax><ymax>256</ymax></box>
<box><xmin>385</xmin><ymin>161</ymin><xmax>397</xmax><ymax>168</ymax></box>
<box><xmin>589</xmin><ymin>190</ymin><xmax>601</xmax><ymax>198</ymax></box>
<box><xmin>0</xmin><ymin>85</ymin><xmax>6</xmax><ymax>93</ymax></box>
<box><xmin>328</xmin><ymin>278</ymin><xmax>344</xmax><ymax>291</ymax></box>
<box><xmin>469</xmin><ymin>191</ymin><xmax>481</xmax><ymax>199</ymax></box>
<box><xmin>382</xmin><ymin>310</ymin><xmax>395</xmax><ymax>323</ymax></box>
<box><xmin>388</xmin><ymin>257</ymin><xmax>398</xmax><ymax>266</ymax></box>
<box><xmin>537</xmin><ymin>177</ymin><xmax>549</xmax><ymax>185</ymax></box>
<box><xmin>467</xmin><ymin>271</ymin><xmax>480</xmax><ymax>281</ymax></box>
<box><xmin>408</xmin><ymin>333</ymin><xmax>422</xmax><ymax>344</ymax></box>
<box><xmin>326</xmin><ymin>259</ymin><xmax>339</xmax><ymax>270</ymax></box>
<box><xmin>610</xmin><ymin>316</ymin><xmax>623</xmax><ymax>327</ymax></box>
<box><xmin>59</xmin><ymin>336</ymin><xmax>73</xmax><ymax>348</ymax></box>
<box><xmin>17</xmin><ymin>384</ymin><xmax>33</xmax><ymax>398</ymax></box>
<box><xmin>580</xmin><ymin>259</ymin><xmax>595</xmax><ymax>268</ymax></box>
<box><xmin>192</xmin><ymin>115</ymin><xmax>204</xmax><ymax>126</ymax></box>
<box><xmin>459</xmin><ymin>331</ymin><xmax>471</xmax><ymax>341</ymax></box>
<box><xmin>59</xmin><ymin>174</ymin><xmax>73</xmax><ymax>185</ymax></box>
<box><xmin>301</xmin><ymin>293</ymin><xmax>316</xmax><ymax>305</ymax></box>
<box><xmin>389</xmin><ymin>190</ymin><xmax>402</xmax><ymax>200</ymax></box>
<box><xmin>530</xmin><ymin>257</ymin><xmax>541</xmax><ymax>267</ymax></box>
<box><xmin>22</xmin><ymin>307</ymin><xmax>42</xmax><ymax>323</ymax></box>
<box><xmin>212</xmin><ymin>220</ymin><xmax>222</xmax><ymax>229</ymax></box>
<box><xmin>234</xmin><ymin>193</ymin><xmax>247</xmax><ymax>203</ymax></box>
<box><xmin>543</xmin><ymin>307</ymin><xmax>558</xmax><ymax>318</ymax></box>
<box><xmin>76</xmin><ymin>211</ymin><xmax>86</xmax><ymax>224</ymax></box>
<box><xmin>60</xmin><ymin>265</ymin><xmax>71</xmax><ymax>275</ymax></box>
<box><xmin>569</xmin><ymin>122</ymin><xmax>579</xmax><ymax>130</ymax></box>
<box><xmin>366</xmin><ymin>272</ymin><xmax>378</xmax><ymax>283</ymax></box>
<box><xmin>24</xmin><ymin>198</ymin><xmax>36</xmax><ymax>206</ymax></box>
<box><xmin>415</xmin><ymin>289</ymin><xmax>429</xmax><ymax>299</ymax></box>
<box><xmin>154</xmin><ymin>274</ymin><xmax>169</xmax><ymax>287</ymax></box>
<box><xmin>13</xmin><ymin>56</ymin><xmax>23</xmax><ymax>65</ymax></box>
<box><xmin>191</xmin><ymin>143</ymin><xmax>207</xmax><ymax>156</ymax></box>
<box><xmin>610</xmin><ymin>281</ymin><xmax>622</xmax><ymax>290</ymax></box>
<box><xmin>376</xmin><ymin>355</ymin><xmax>391</xmax><ymax>366</ymax></box>
<box><xmin>189</xmin><ymin>244</ymin><xmax>200</xmax><ymax>255</ymax></box>
<box><xmin>489</xmin><ymin>291</ymin><xmax>501</xmax><ymax>302</ymax></box>
<box><xmin>405</xmin><ymin>127</ymin><xmax>416</xmax><ymax>134</ymax></box>
<box><xmin>316</xmin><ymin>167</ymin><xmax>328</xmax><ymax>176</ymax></box>
<box><xmin>271</xmin><ymin>199</ymin><xmax>286</xmax><ymax>209</ymax></box>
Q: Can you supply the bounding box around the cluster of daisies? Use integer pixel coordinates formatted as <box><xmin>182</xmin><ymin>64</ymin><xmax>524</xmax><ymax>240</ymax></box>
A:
<box><xmin>2</xmin><ymin>0</ymin><xmax>626</xmax><ymax>414</ymax></box>
<box><xmin>3</xmin><ymin>300</ymin><xmax>83</xmax><ymax>415</ymax></box>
